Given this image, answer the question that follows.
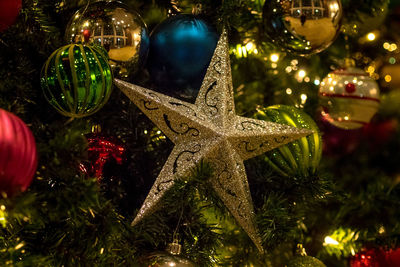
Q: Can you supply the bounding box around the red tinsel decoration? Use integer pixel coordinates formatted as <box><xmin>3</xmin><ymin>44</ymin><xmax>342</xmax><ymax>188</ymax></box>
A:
<box><xmin>80</xmin><ymin>134</ymin><xmax>125</xmax><ymax>179</ymax></box>
<box><xmin>350</xmin><ymin>248</ymin><xmax>400</xmax><ymax>267</ymax></box>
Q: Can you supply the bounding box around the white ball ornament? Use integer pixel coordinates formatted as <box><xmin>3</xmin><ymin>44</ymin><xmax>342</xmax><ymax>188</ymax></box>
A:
<box><xmin>319</xmin><ymin>67</ymin><xmax>380</xmax><ymax>129</ymax></box>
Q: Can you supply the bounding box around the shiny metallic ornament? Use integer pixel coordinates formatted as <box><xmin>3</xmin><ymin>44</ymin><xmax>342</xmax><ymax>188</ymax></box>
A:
<box><xmin>147</xmin><ymin>14</ymin><xmax>218</xmax><ymax>101</ymax></box>
<box><xmin>0</xmin><ymin>109</ymin><xmax>37</xmax><ymax>197</ymax></box>
<box><xmin>139</xmin><ymin>239</ymin><xmax>195</xmax><ymax>267</ymax></box>
<box><xmin>287</xmin><ymin>256</ymin><xmax>327</xmax><ymax>267</ymax></box>
<box><xmin>319</xmin><ymin>67</ymin><xmax>380</xmax><ymax>129</ymax></box>
<box><xmin>65</xmin><ymin>1</ymin><xmax>149</xmax><ymax>77</ymax></box>
<box><xmin>255</xmin><ymin>105</ymin><xmax>322</xmax><ymax>178</ymax></box>
<box><xmin>114</xmin><ymin>29</ymin><xmax>313</xmax><ymax>252</ymax></box>
<box><xmin>263</xmin><ymin>0</ymin><xmax>343</xmax><ymax>55</ymax></box>
<box><xmin>40</xmin><ymin>44</ymin><xmax>113</xmax><ymax>118</ymax></box>
<box><xmin>140</xmin><ymin>253</ymin><xmax>195</xmax><ymax>267</ymax></box>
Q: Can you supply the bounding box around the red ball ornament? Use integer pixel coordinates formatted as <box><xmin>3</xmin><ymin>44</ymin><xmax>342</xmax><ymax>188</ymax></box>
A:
<box><xmin>0</xmin><ymin>109</ymin><xmax>37</xmax><ymax>196</ymax></box>
<box><xmin>318</xmin><ymin>114</ymin><xmax>363</xmax><ymax>156</ymax></box>
<box><xmin>80</xmin><ymin>133</ymin><xmax>125</xmax><ymax>179</ymax></box>
<box><xmin>0</xmin><ymin>0</ymin><xmax>22</xmax><ymax>32</ymax></box>
<box><xmin>363</xmin><ymin>119</ymin><xmax>398</xmax><ymax>148</ymax></box>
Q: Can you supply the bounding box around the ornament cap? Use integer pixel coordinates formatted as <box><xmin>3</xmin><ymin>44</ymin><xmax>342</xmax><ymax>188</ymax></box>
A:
<box><xmin>91</xmin><ymin>124</ymin><xmax>102</xmax><ymax>134</ymax></box>
<box><xmin>296</xmin><ymin>244</ymin><xmax>307</xmax><ymax>256</ymax></box>
<box><xmin>192</xmin><ymin>4</ymin><xmax>202</xmax><ymax>15</ymax></box>
<box><xmin>167</xmin><ymin>239</ymin><xmax>182</xmax><ymax>255</ymax></box>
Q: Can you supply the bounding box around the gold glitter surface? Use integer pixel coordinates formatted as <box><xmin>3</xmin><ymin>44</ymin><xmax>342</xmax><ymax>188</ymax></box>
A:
<box><xmin>114</xmin><ymin>29</ymin><xmax>312</xmax><ymax>252</ymax></box>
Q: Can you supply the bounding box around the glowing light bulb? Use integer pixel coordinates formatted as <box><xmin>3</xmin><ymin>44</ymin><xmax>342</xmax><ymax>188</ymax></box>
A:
<box><xmin>367</xmin><ymin>32</ymin><xmax>376</xmax><ymax>41</ymax></box>
<box><xmin>324</xmin><ymin>236</ymin><xmax>339</xmax><ymax>246</ymax></box>
<box><xmin>300</xmin><ymin>94</ymin><xmax>307</xmax><ymax>104</ymax></box>
<box><xmin>246</xmin><ymin>42</ymin><xmax>254</xmax><ymax>51</ymax></box>
<box><xmin>298</xmin><ymin>70</ymin><xmax>306</xmax><ymax>78</ymax></box>
<box><xmin>383</xmin><ymin>42</ymin><xmax>390</xmax><ymax>50</ymax></box>
<box><xmin>270</xmin><ymin>53</ymin><xmax>279</xmax><ymax>62</ymax></box>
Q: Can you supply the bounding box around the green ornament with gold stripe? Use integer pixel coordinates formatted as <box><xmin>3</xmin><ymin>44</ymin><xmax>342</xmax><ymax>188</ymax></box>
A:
<box><xmin>40</xmin><ymin>44</ymin><xmax>112</xmax><ymax>118</ymax></box>
<box><xmin>255</xmin><ymin>105</ymin><xmax>322</xmax><ymax>177</ymax></box>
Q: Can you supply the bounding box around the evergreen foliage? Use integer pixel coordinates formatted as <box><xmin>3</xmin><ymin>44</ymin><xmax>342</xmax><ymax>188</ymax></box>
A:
<box><xmin>0</xmin><ymin>0</ymin><xmax>400</xmax><ymax>266</ymax></box>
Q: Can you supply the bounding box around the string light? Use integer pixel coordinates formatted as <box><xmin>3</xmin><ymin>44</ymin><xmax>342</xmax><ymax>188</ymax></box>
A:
<box><xmin>300</xmin><ymin>94</ymin><xmax>307</xmax><ymax>104</ymax></box>
<box><xmin>298</xmin><ymin>70</ymin><xmax>306</xmax><ymax>78</ymax></box>
<box><xmin>383</xmin><ymin>42</ymin><xmax>398</xmax><ymax>52</ymax></box>
<box><xmin>324</xmin><ymin>236</ymin><xmax>339</xmax><ymax>246</ymax></box>
<box><xmin>233</xmin><ymin>42</ymin><xmax>258</xmax><ymax>58</ymax></box>
<box><xmin>366</xmin><ymin>32</ymin><xmax>376</xmax><ymax>41</ymax></box>
<box><xmin>0</xmin><ymin>205</ymin><xmax>6</xmax><ymax>227</ymax></box>
<box><xmin>15</xmin><ymin>243</ymin><xmax>25</xmax><ymax>250</ymax></box>
<box><xmin>383</xmin><ymin>42</ymin><xmax>390</xmax><ymax>49</ymax></box>
<box><xmin>270</xmin><ymin>53</ymin><xmax>279</xmax><ymax>62</ymax></box>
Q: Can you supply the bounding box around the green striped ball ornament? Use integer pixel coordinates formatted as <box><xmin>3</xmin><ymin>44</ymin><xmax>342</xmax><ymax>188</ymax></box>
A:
<box><xmin>255</xmin><ymin>105</ymin><xmax>322</xmax><ymax>177</ymax></box>
<box><xmin>41</xmin><ymin>44</ymin><xmax>112</xmax><ymax>118</ymax></box>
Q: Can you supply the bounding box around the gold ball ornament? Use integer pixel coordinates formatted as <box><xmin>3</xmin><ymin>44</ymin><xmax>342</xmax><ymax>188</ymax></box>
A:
<box><xmin>139</xmin><ymin>253</ymin><xmax>195</xmax><ymax>267</ymax></box>
<box><xmin>139</xmin><ymin>241</ymin><xmax>195</xmax><ymax>267</ymax></box>
<box><xmin>65</xmin><ymin>1</ymin><xmax>149</xmax><ymax>77</ymax></box>
<box><xmin>319</xmin><ymin>67</ymin><xmax>380</xmax><ymax>129</ymax></box>
<box><xmin>263</xmin><ymin>0</ymin><xmax>343</xmax><ymax>55</ymax></box>
<box><xmin>287</xmin><ymin>256</ymin><xmax>327</xmax><ymax>267</ymax></box>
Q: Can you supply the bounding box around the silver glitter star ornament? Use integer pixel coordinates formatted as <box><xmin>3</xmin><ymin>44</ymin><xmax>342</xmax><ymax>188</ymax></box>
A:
<box><xmin>114</xmin><ymin>29</ymin><xmax>312</xmax><ymax>252</ymax></box>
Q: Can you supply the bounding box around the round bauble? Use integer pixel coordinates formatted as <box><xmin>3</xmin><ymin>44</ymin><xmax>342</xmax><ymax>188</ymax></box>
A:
<box><xmin>147</xmin><ymin>14</ymin><xmax>219</xmax><ymax>101</ymax></box>
<box><xmin>0</xmin><ymin>109</ymin><xmax>37</xmax><ymax>197</ymax></box>
<box><xmin>65</xmin><ymin>0</ymin><xmax>149</xmax><ymax>77</ymax></box>
<box><xmin>0</xmin><ymin>0</ymin><xmax>21</xmax><ymax>32</ymax></box>
<box><xmin>262</xmin><ymin>0</ymin><xmax>342</xmax><ymax>55</ymax></box>
<box><xmin>287</xmin><ymin>256</ymin><xmax>326</xmax><ymax>267</ymax></box>
<box><xmin>40</xmin><ymin>44</ymin><xmax>113</xmax><ymax>118</ymax></box>
<box><xmin>319</xmin><ymin>67</ymin><xmax>380</xmax><ymax>129</ymax></box>
<box><xmin>255</xmin><ymin>105</ymin><xmax>322</xmax><ymax>177</ymax></box>
<box><xmin>139</xmin><ymin>252</ymin><xmax>195</xmax><ymax>267</ymax></box>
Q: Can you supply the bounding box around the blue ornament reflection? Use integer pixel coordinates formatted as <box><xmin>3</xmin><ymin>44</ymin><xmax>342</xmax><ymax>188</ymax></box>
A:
<box><xmin>147</xmin><ymin>14</ymin><xmax>219</xmax><ymax>101</ymax></box>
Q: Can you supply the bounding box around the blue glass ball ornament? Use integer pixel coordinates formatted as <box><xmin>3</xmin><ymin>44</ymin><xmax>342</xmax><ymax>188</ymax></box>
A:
<box><xmin>147</xmin><ymin>14</ymin><xmax>219</xmax><ymax>101</ymax></box>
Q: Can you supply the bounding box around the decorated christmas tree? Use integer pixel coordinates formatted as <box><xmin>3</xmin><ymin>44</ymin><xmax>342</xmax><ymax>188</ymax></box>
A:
<box><xmin>1</xmin><ymin>0</ymin><xmax>400</xmax><ymax>266</ymax></box>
